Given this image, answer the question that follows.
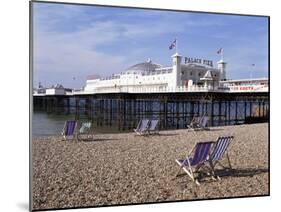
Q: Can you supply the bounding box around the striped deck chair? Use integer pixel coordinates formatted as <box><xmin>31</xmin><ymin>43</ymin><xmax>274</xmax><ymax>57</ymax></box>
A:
<box><xmin>61</xmin><ymin>120</ymin><xmax>77</xmax><ymax>141</ymax></box>
<box><xmin>134</xmin><ymin>119</ymin><xmax>150</xmax><ymax>135</ymax></box>
<box><xmin>148</xmin><ymin>119</ymin><xmax>159</xmax><ymax>135</ymax></box>
<box><xmin>208</xmin><ymin>136</ymin><xmax>234</xmax><ymax>179</ymax></box>
<box><xmin>187</xmin><ymin>116</ymin><xmax>201</xmax><ymax>130</ymax></box>
<box><xmin>77</xmin><ymin>122</ymin><xmax>93</xmax><ymax>141</ymax></box>
<box><xmin>197</xmin><ymin>116</ymin><xmax>209</xmax><ymax>130</ymax></box>
<box><xmin>175</xmin><ymin>141</ymin><xmax>214</xmax><ymax>185</ymax></box>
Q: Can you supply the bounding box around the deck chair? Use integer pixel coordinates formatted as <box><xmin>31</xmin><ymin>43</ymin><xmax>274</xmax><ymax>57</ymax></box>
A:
<box><xmin>148</xmin><ymin>119</ymin><xmax>159</xmax><ymax>135</ymax></box>
<box><xmin>77</xmin><ymin>122</ymin><xmax>94</xmax><ymax>141</ymax></box>
<box><xmin>134</xmin><ymin>119</ymin><xmax>150</xmax><ymax>135</ymax></box>
<box><xmin>187</xmin><ymin>116</ymin><xmax>201</xmax><ymax>130</ymax></box>
<box><xmin>61</xmin><ymin>120</ymin><xmax>77</xmax><ymax>141</ymax></box>
<box><xmin>175</xmin><ymin>141</ymin><xmax>214</xmax><ymax>185</ymax></box>
<box><xmin>196</xmin><ymin>116</ymin><xmax>210</xmax><ymax>131</ymax></box>
<box><xmin>208</xmin><ymin>136</ymin><xmax>234</xmax><ymax>179</ymax></box>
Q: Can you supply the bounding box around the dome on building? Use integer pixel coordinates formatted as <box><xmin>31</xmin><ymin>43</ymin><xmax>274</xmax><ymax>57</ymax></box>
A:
<box><xmin>126</xmin><ymin>59</ymin><xmax>162</xmax><ymax>73</ymax></box>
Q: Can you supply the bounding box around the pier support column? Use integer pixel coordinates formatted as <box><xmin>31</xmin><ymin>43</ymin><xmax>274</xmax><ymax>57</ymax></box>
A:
<box><xmin>250</xmin><ymin>101</ymin><xmax>252</xmax><ymax>118</ymax></box>
<box><xmin>235</xmin><ymin>101</ymin><xmax>238</xmax><ymax>124</ymax></box>
<box><xmin>75</xmin><ymin>97</ymin><xmax>80</xmax><ymax>121</ymax></box>
<box><xmin>228</xmin><ymin>101</ymin><xmax>231</xmax><ymax>125</ymax></box>
<box><xmin>211</xmin><ymin>101</ymin><xmax>214</xmax><ymax>127</ymax></box>
<box><xmin>218</xmin><ymin>101</ymin><xmax>222</xmax><ymax>126</ymax></box>
<box><xmin>163</xmin><ymin>98</ymin><xmax>168</xmax><ymax>129</ymax></box>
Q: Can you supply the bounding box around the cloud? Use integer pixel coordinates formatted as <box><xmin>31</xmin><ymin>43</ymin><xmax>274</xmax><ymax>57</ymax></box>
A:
<box><xmin>32</xmin><ymin>3</ymin><xmax>268</xmax><ymax>88</ymax></box>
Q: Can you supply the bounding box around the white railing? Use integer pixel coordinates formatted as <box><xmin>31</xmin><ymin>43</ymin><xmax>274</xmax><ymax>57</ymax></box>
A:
<box><xmin>79</xmin><ymin>84</ymin><xmax>268</xmax><ymax>94</ymax></box>
<box><xmin>34</xmin><ymin>84</ymin><xmax>268</xmax><ymax>96</ymax></box>
<box><xmin>80</xmin><ymin>85</ymin><xmax>218</xmax><ymax>94</ymax></box>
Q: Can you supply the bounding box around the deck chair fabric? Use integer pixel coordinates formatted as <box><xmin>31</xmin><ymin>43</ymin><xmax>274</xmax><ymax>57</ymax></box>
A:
<box><xmin>78</xmin><ymin>122</ymin><xmax>94</xmax><ymax>141</ymax></box>
<box><xmin>199</xmin><ymin>116</ymin><xmax>209</xmax><ymax>130</ymax></box>
<box><xmin>79</xmin><ymin>122</ymin><xmax>91</xmax><ymax>134</ymax></box>
<box><xmin>175</xmin><ymin>141</ymin><xmax>214</xmax><ymax>185</ymax></box>
<box><xmin>208</xmin><ymin>136</ymin><xmax>234</xmax><ymax>178</ymax></box>
<box><xmin>62</xmin><ymin>120</ymin><xmax>77</xmax><ymax>141</ymax></box>
<box><xmin>134</xmin><ymin>119</ymin><xmax>150</xmax><ymax>135</ymax></box>
<box><xmin>148</xmin><ymin>119</ymin><xmax>159</xmax><ymax>134</ymax></box>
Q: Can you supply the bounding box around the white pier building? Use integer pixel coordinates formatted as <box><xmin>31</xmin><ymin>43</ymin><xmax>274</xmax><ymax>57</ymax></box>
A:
<box><xmin>84</xmin><ymin>52</ymin><xmax>227</xmax><ymax>93</ymax></box>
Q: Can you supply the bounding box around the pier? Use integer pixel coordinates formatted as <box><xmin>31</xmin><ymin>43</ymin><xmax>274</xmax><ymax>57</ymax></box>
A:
<box><xmin>33</xmin><ymin>91</ymin><xmax>269</xmax><ymax>132</ymax></box>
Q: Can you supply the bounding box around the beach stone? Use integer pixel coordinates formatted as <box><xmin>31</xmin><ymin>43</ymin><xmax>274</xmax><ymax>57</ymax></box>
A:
<box><xmin>32</xmin><ymin>123</ymin><xmax>269</xmax><ymax>210</ymax></box>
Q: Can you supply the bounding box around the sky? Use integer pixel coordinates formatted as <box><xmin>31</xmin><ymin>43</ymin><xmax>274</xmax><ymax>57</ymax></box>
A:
<box><xmin>33</xmin><ymin>2</ymin><xmax>269</xmax><ymax>89</ymax></box>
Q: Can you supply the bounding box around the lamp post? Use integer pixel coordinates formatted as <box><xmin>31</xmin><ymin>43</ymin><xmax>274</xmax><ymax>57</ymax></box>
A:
<box><xmin>250</xmin><ymin>64</ymin><xmax>255</xmax><ymax>84</ymax></box>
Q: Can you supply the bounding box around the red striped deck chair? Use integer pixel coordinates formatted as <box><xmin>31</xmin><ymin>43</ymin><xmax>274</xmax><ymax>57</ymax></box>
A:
<box><xmin>61</xmin><ymin>120</ymin><xmax>77</xmax><ymax>141</ymax></box>
<box><xmin>208</xmin><ymin>136</ymin><xmax>234</xmax><ymax>179</ymax></box>
<box><xmin>175</xmin><ymin>141</ymin><xmax>214</xmax><ymax>185</ymax></box>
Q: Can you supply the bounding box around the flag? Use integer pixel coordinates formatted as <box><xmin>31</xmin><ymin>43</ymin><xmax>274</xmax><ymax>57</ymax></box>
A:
<box><xmin>169</xmin><ymin>39</ymin><xmax>177</xmax><ymax>50</ymax></box>
<box><xmin>217</xmin><ymin>48</ymin><xmax>223</xmax><ymax>54</ymax></box>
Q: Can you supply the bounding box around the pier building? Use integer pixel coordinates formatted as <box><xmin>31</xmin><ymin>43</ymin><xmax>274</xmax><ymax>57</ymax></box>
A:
<box><xmin>84</xmin><ymin>52</ymin><xmax>226</xmax><ymax>93</ymax></box>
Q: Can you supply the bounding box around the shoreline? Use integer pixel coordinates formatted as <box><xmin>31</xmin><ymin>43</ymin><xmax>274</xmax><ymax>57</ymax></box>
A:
<box><xmin>32</xmin><ymin>123</ymin><xmax>269</xmax><ymax>210</ymax></box>
<box><xmin>32</xmin><ymin>122</ymin><xmax>269</xmax><ymax>139</ymax></box>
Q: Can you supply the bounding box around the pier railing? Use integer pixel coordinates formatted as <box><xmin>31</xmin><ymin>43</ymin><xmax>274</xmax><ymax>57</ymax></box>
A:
<box><xmin>33</xmin><ymin>84</ymin><xmax>268</xmax><ymax>96</ymax></box>
<box><xmin>77</xmin><ymin>84</ymin><xmax>268</xmax><ymax>95</ymax></box>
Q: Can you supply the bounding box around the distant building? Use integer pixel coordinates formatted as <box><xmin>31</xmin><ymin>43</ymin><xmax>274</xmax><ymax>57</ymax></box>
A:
<box><xmin>84</xmin><ymin>52</ymin><xmax>226</xmax><ymax>92</ymax></box>
<box><xmin>34</xmin><ymin>84</ymin><xmax>73</xmax><ymax>96</ymax></box>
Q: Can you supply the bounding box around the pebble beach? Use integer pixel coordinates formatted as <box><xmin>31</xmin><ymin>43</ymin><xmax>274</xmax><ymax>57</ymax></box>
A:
<box><xmin>32</xmin><ymin>123</ymin><xmax>269</xmax><ymax>210</ymax></box>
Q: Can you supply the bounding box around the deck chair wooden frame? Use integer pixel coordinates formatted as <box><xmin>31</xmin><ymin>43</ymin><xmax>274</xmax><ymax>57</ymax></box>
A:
<box><xmin>187</xmin><ymin>116</ymin><xmax>201</xmax><ymax>130</ymax></box>
<box><xmin>175</xmin><ymin>141</ymin><xmax>214</xmax><ymax>185</ymax></box>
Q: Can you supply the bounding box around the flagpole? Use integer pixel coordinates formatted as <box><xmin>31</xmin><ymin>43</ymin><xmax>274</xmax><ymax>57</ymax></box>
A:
<box><xmin>221</xmin><ymin>48</ymin><xmax>224</xmax><ymax>61</ymax></box>
<box><xmin>176</xmin><ymin>38</ymin><xmax>178</xmax><ymax>54</ymax></box>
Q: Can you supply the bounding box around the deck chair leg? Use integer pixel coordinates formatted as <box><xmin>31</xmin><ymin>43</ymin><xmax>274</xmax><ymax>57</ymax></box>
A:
<box><xmin>182</xmin><ymin>167</ymin><xmax>195</xmax><ymax>182</ymax></box>
<box><xmin>209</xmin><ymin>161</ymin><xmax>219</xmax><ymax>181</ymax></box>
<box><xmin>226</xmin><ymin>153</ymin><xmax>232</xmax><ymax>170</ymax></box>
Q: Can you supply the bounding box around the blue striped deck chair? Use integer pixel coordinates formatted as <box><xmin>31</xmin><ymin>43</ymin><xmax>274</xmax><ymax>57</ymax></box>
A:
<box><xmin>134</xmin><ymin>119</ymin><xmax>150</xmax><ymax>135</ymax></box>
<box><xmin>196</xmin><ymin>116</ymin><xmax>209</xmax><ymax>131</ymax></box>
<box><xmin>61</xmin><ymin>120</ymin><xmax>77</xmax><ymax>141</ymax></box>
<box><xmin>175</xmin><ymin>141</ymin><xmax>214</xmax><ymax>185</ymax></box>
<box><xmin>148</xmin><ymin>119</ymin><xmax>159</xmax><ymax>135</ymax></box>
<box><xmin>77</xmin><ymin>122</ymin><xmax>93</xmax><ymax>141</ymax></box>
<box><xmin>208</xmin><ymin>136</ymin><xmax>234</xmax><ymax>179</ymax></box>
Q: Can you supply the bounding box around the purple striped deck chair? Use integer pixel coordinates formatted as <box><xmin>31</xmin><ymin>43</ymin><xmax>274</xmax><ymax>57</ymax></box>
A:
<box><xmin>208</xmin><ymin>136</ymin><xmax>234</xmax><ymax>179</ymax></box>
<box><xmin>198</xmin><ymin>116</ymin><xmax>209</xmax><ymax>130</ymax></box>
<box><xmin>175</xmin><ymin>141</ymin><xmax>214</xmax><ymax>185</ymax></box>
<box><xmin>134</xmin><ymin>119</ymin><xmax>150</xmax><ymax>135</ymax></box>
<box><xmin>148</xmin><ymin>119</ymin><xmax>159</xmax><ymax>135</ymax></box>
<box><xmin>61</xmin><ymin>120</ymin><xmax>77</xmax><ymax>141</ymax></box>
